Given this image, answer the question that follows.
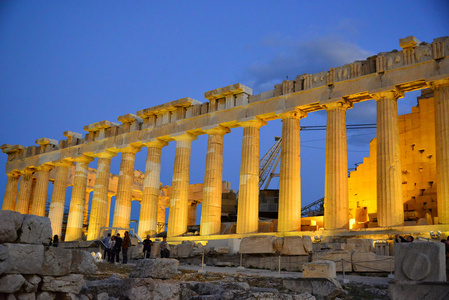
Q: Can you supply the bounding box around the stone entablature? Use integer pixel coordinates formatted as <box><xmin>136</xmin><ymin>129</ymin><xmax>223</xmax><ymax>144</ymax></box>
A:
<box><xmin>3</xmin><ymin>36</ymin><xmax>448</xmax><ymax>171</ymax></box>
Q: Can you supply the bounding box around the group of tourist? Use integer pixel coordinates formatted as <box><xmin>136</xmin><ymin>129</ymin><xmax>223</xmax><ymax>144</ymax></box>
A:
<box><xmin>103</xmin><ymin>231</ymin><xmax>131</xmax><ymax>264</ymax></box>
<box><xmin>142</xmin><ymin>235</ymin><xmax>170</xmax><ymax>258</ymax></box>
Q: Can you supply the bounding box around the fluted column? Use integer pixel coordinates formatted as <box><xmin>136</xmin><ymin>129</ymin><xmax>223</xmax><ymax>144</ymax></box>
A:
<box><xmin>236</xmin><ymin>118</ymin><xmax>266</xmax><ymax>234</ymax></box>
<box><xmin>431</xmin><ymin>79</ymin><xmax>449</xmax><ymax>224</ymax></box>
<box><xmin>323</xmin><ymin>101</ymin><xmax>352</xmax><ymax>229</ymax></box>
<box><xmin>373</xmin><ymin>90</ymin><xmax>404</xmax><ymax>227</ymax></box>
<box><xmin>138</xmin><ymin>139</ymin><xmax>167</xmax><ymax>237</ymax></box>
<box><xmin>87</xmin><ymin>151</ymin><xmax>116</xmax><ymax>240</ymax></box>
<box><xmin>278</xmin><ymin>110</ymin><xmax>306</xmax><ymax>232</ymax></box>
<box><xmin>65</xmin><ymin>156</ymin><xmax>93</xmax><ymax>241</ymax></box>
<box><xmin>15</xmin><ymin>168</ymin><xmax>35</xmax><ymax>214</ymax></box>
<box><xmin>201</xmin><ymin>125</ymin><xmax>230</xmax><ymax>236</ymax></box>
<box><xmin>83</xmin><ymin>190</ymin><xmax>91</xmax><ymax>236</ymax></box>
<box><xmin>2</xmin><ymin>171</ymin><xmax>20</xmax><ymax>211</ymax></box>
<box><xmin>30</xmin><ymin>164</ymin><xmax>53</xmax><ymax>216</ymax></box>
<box><xmin>167</xmin><ymin>133</ymin><xmax>196</xmax><ymax>237</ymax></box>
<box><xmin>105</xmin><ymin>193</ymin><xmax>114</xmax><ymax>227</ymax></box>
<box><xmin>112</xmin><ymin>146</ymin><xmax>141</xmax><ymax>229</ymax></box>
<box><xmin>48</xmin><ymin>161</ymin><xmax>72</xmax><ymax>237</ymax></box>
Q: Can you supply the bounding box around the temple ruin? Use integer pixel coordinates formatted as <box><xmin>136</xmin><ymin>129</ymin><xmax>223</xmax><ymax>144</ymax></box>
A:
<box><xmin>2</xmin><ymin>35</ymin><xmax>449</xmax><ymax>243</ymax></box>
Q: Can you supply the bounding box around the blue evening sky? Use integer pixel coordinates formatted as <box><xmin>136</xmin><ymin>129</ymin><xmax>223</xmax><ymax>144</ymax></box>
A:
<box><xmin>1</xmin><ymin>1</ymin><xmax>448</xmax><ymax>230</ymax></box>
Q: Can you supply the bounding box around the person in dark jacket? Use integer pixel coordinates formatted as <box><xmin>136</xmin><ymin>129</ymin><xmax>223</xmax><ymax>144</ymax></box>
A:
<box><xmin>114</xmin><ymin>233</ymin><xmax>123</xmax><ymax>263</ymax></box>
<box><xmin>395</xmin><ymin>234</ymin><xmax>414</xmax><ymax>243</ymax></box>
<box><xmin>51</xmin><ymin>235</ymin><xmax>59</xmax><ymax>247</ymax></box>
<box><xmin>142</xmin><ymin>235</ymin><xmax>153</xmax><ymax>259</ymax></box>
<box><xmin>122</xmin><ymin>231</ymin><xmax>130</xmax><ymax>264</ymax></box>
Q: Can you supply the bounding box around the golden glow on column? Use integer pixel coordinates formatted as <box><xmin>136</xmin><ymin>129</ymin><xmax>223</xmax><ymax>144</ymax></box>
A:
<box><xmin>31</xmin><ymin>164</ymin><xmax>53</xmax><ymax>217</ymax></box>
<box><xmin>373</xmin><ymin>91</ymin><xmax>404</xmax><ymax>227</ymax></box>
<box><xmin>48</xmin><ymin>161</ymin><xmax>72</xmax><ymax>237</ymax></box>
<box><xmin>2</xmin><ymin>171</ymin><xmax>20</xmax><ymax>211</ymax></box>
<box><xmin>15</xmin><ymin>168</ymin><xmax>35</xmax><ymax>214</ymax></box>
<box><xmin>112</xmin><ymin>146</ymin><xmax>140</xmax><ymax>229</ymax></box>
<box><xmin>236</xmin><ymin>118</ymin><xmax>266</xmax><ymax>234</ymax></box>
<box><xmin>87</xmin><ymin>151</ymin><xmax>116</xmax><ymax>240</ymax></box>
<box><xmin>106</xmin><ymin>193</ymin><xmax>113</xmax><ymax>227</ymax></box>
<box><xmin>278</xmin><ymin>110</ymin><xmax>306</xmax><ymax>232</ymax></box>
<box><xmin>139</xmin><ymin>139</ymin><xmax>167</xmax><ymax>237</ymax></box>
<box><xmin>431</xmin><ymin>79</ymin><xmax>449</xmax><ymax>224</ymax></box>
<box><xmin>324</xmin><ymin>101</ymin><xmax>351</xmax><ymax>229</ymax></box>
<box><xmin>65</xmin><ymin>156</ymin><xmax>93</xmax><ymax>241</ymax></box>
<box><xmin>201</xmin><ymin>126</ymin><xmax>230</xmax><ymax>236</ymax></box>
<box><xmin>167</xmin><ymin>133</ymin><xmax>196</xmax><ymax>237</ymax></box>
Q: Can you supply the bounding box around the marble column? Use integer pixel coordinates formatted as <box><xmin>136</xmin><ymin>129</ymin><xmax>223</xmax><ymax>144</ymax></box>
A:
<box><xmin>138</xmin><ymin>139</ymin><xmax>167</xmax><ymax>238</ymax></box>
<box><xmin>30</xmin><ymin>164</ymin><xmax>53</xmax><ymax>217</ymax></box>
<box><xmin>105</xmin><ymin>193</ymin><xmax>114</xmax><ymax>227</ymax></box>
<box><xmin>83</xmin><ymin>190</ymin><xmax>91</xmax><ymax>236</ymax></box>
<box><xmin>323</xmin><ymin>101</ymin><xmax>352</xmax><ymax>229</ymax></box>
<box><xmin>373</xmin><ymin>91</ymin><xmax>404</xmax><ymax>227</ymax></box>
<box><xmin>188</xmin><ymin>202</ymin><xmax>197</xmax><ymax>226</ymax></box>
<box><xmin>157</xmin><ymin>197</ymin><xmax>167</xmax><ymax>234</ymax></box>
<box><xmin>2</xmin><ymin>171</ymin><xmax>20</xmax><ymax>211</ymax></box>
<box><xmin>15</xmin><ymin>168</ymin><xmax>35</xmax><ymax>214</ymax></box>
<box><xmin>431</xmin><ymin>79</ymin><xmax>449</xmax><ymax>224</ymax></box>
<box><xmin>112</xmin><ymin>146</ymin><xmax>140</xmax><ymax>229</ymax></box>
<box><xmin>27</xmin><ymin>179</ymin><xmax>37</xmax><ymax>214</ymax></box>
<box><xmin>200</xmin><ymin>125</ymin><xmax>230</xmax><ymax>236</ymax></box>
<box><xmin>65</xmin><ymin>156</ymin><xmax>93</xmax><ymax>241</ymax></box>
<box><xmin>278</xmin><ymin>110</ymin><xmax>306</xmax><ymax>232</ymax></box>
<box><xmin>48</xmin><ymin>161</ymin><xmax>72</xmax><ymax>237</ymax></box>
<box><xmin>87</xmin><ymin>151</ymin><xmax>116</xmax><ymax>240</ymax></box>
<box><xmin>167</xmin><ymin>133</ymin><xmax>196</xmax><ymax>237</ymax></box>
<box><xmin>236</xmin><ymin>118</ymin><xmax>266</xmax><ymax>234</ymax></box>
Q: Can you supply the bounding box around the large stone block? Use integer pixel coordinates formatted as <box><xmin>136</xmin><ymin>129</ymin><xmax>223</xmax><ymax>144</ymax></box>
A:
<box><xmin>22</xmin><ymin>275</ymin><xmax>41</xmax><ymax>293</ymax></box>
<box><xmin>352</xmin><ymin>251</ymin><xmax>394</xmax><ymax>272</ymax></box>
<box><xmin>389</xmin><ymin>282</ymin><xmax>449</xmax><ymax>300</ymax></box>
<box><xmin>42</xmin><ymin>247</ymin><xmax>72</xmax><ymax>276</ymax></box>
<box><xmin>394</xmin><ymin>242</ymin><xmax>446</xmax><ymax>282</ymax></box>
<box><xmin>346</xmin><ymin>238</ymin><xmax>373</xmax><ymax>252</ymax></box>
<box><xmin>129</xmin><ymin>258</ymin><xmax>179</xmax><ymax>279</ymax></box>
<box><xmin>70</xmin><ymin>250</ymin><xmax>98</xmax><ymax>275</ymax></box>
<box><xmin>124</xmin><ymin>278</ymin><xmax>181</xmax><ymax>300</ymax></box>
<box><xmin>0</xmin><ymin>274</ymin><xmax>26</xmax><ymax>293</ymax></box>
<box><xmin>150</xmin><ymin>242</ymin><xmax>161</xmax><ymax>258</ymax></box>
<box><xmin>0</xmin><ymin>210</ymin><xmax>23</xmax><ymax>243</ymax></box>
<box><xmin>312</xmin><ymin>250</ymin><xmax>352</xmax><ymax>272</ymax></box>
<box><xmin>303</xmin><ymin>261</ymin><xmax>336</xmax><ymax>279</ymax></box>
<box><xmin>41</xmin><ymin>274</ymin><xmax>86</xmax><ymax>294</ymax></box>
<box><xmin>19</xmin><ymin>214</ymin><xmax>52</xmax><ymax>245</ymax></box>
<box><xmin>283</xmin><ymin>278</ymin><xmax>342</xmax><ymax>299</ymax></box>
<box><xmin>5</xmin><ymin>243</ymin><xmax>44</xmax><ymax>274</ymax></box>
<box><xmin>0</xmin><ymin>244</ymin><xmax>10</xmax><ymax>275</ymax></box>
<box><xmin>130</xmin><ymin>244</ymin><xmax>144</xmax><ymax>259</ymax></box>
<box><xmin>280</xmin><ymin>236</ymin><xmax>313</xmax><ymax>255</ymax></box>
<box><xmin>176</xmin><ymin>242</ymin><xmax>194</xmax><ymax>258</ymax></box>
<box><xmin>240</xmin><ymin>236</ymin><xmax>277</xmax><ymax>254</ymax></box>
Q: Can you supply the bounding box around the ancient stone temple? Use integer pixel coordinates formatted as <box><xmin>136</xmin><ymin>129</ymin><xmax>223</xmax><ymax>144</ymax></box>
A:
<box><xmin>2</xmin><ymin>35</ymin><xmax>449</xmax><ymax>242</ymax></box>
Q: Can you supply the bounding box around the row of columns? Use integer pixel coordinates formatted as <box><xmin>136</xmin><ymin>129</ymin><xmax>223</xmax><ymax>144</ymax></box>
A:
<box><xmin>2</xmin><ymin>82</ymin><xmax>449</xmax><ymax>239</ymax></box>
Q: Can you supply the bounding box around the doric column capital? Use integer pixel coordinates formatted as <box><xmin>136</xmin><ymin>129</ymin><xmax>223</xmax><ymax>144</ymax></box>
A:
<box><xmin>172</xmin><ymin>132</ymin><xmax>198</xmax><ymax>142</ymax></box>
<box><xmin>36</xmin><ymin>164</ymin><xmax>54</xmax><ymax>172</ymax></box>
<box><xmin>7</xmin><ymin>170</ymin><xmax>21</xmax><ymax>178</ymax></box>
<box><xmin>370</xmin><ymin>89</ymin><xmax>404</xmax><ymax>101</ymax></box>
<box><xmin>237</xmin><ymin>117</ymin><xmax>266</xmax><ymax>129</ymax></box>
<box><xmin>74</xmin><ymin>155</ymin><xmax>94</xmax><ymax>164</ymax></box>
<box><xmin>429</xmin><ymin>79</ymin><xmax>449</xmax><ymax>89</ymax></box>
<box><xmin>95</xmin><ymin>150</ymin><xmax>117</xmax><ymax>160</ymax></box>
<box><xmin>143</xmin><ymin>139</ymin><xmax>169</xmax><ymax>149</ymax></box>
<box><xmin>54</xmin><ymin>160</ymin><xmax>73</xmax><ymax>168</ymax></box>
<box><xmin>277</xmin><ymin>109</ymin><xmax>307</xmax><ymax>120</ymax></box>
<box><xmin>322</xmin><ymin>100</ymin><xmax>353</xmax><ymax>111</ymax></box>
<box><xmin>20</xmin><ymin>167</ymin><xmax>35</xmax><ymax>176</ymax></box>
<box><xmin>203</xmin><ymin>125</ymin><xmax>231</xmax><ymax>136</ymax></box>
<box><xmin>117</xmin><ymin>145</ymin><xmax>142</xmax><ymax>154</ymax></box>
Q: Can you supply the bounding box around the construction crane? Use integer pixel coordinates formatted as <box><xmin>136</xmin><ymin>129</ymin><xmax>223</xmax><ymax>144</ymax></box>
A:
<box><xmin>258</xmin><ymin>136</ymin><xmax>282</xmax><ymax>190</ymax></box>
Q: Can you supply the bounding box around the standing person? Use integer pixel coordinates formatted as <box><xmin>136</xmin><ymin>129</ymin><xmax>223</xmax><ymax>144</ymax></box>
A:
<box><xmin>122</xmin><ymin>231</ymin><xmax>130</xmax><ymax>264</ymax></box>
<box><xmin>114</xmin><ymin>233</ymin><xmax>123</xmax><ymax>263</ymax></box>
<box><xmin>142</xmin><ymin>235</ymin><xmax>153</xmax><ymax>259</ymax></box>
<box><xmin>52</xmin><ymin>235</ymin><xmax>59</xmax><ymax>247</ymax></box>
<box><xmin>103</xmin><ymin>233</ymin><xmax>111</xmax><ymax>260</ymax></box>
<box><xmin>108</xmin><ymin>236</ymin><xmax>116</xmax><ymax>263</ymax></box>
<box><xmin>160</xmin><ymin>237</ymin><xmax>170</xmax><ymax>258</ymax></box>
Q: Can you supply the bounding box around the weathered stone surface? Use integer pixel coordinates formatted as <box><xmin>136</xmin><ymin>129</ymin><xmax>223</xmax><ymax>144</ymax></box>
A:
<box><xmin>303</xmin><ymin>260</ymin><xmax>336</xmax><ymax>279</ymax></box>
<box><xmin>0</xmin><ymin>210</ymin><xmax>23</xmax><ymax>243</ymax></box>
<box><xmin>5</xmin><ymin>243</ymin><xmax>44</xmax><ymax>274</ymax></box>
<box><xmin>129</xmin><ymin>258</ymin><xmax>179</xmax><ymax>279</ymax></box>
<box><xmin>42</xmin><ymin>247</ymin><xmax>72</xmax><ymax>276</ymax></box>
<box><xmin>239</xmin><ymin>236</ymin><xmax>277</xmax><ymax>254</ymax></box>
<box><xmin>36</xmin><ymin>292</ymin><xmax>56</xmax><ymax>300</ymax></box>
<box><xmin>215</xmin><ymin>246</ymin><xmax>229</xmax><ymax>255</ymax></box>
<box><xmin>19</xmin><ymin>214</ymin><xmax>52</xmax><ymax>245</ymax></box>
<box><xmin>312</xmin><ymin>250</ymin><xmax>352</xmax><ymax>272</ymax></box>
<box><xmin>15</xmin><ymin>292</ymin><xmax>35</xmax><ymax>300</ymax></box>
<box><xmin>70</xmin><ymin>250</ymin><xmax>98</xmax><ymax>275</ymax></box>
<box><xmin>283</xmin><ymin>278</ymin><xmax>342</xmax><ymax>299</ymax></box>
<box><xmin>389</xmin><ymin>282</ymin><xmax>449</xmax><ymax>300</ymax></box>
<box><xmin>394</xmin><ymin>242</ymin><xmax>446</xmax><ymax>282</ymax></box>
<box><xmin>97</xmin><ymin>292</ymin><xmax>109</xmax><ymax>300</ymax></box>
<box><xmin>41</xmin><ymin>274</ymin><xmax>86</xmax><ymax>293</ymax></box>
<box><xmin>352</xmin><ymin>251</ymin><xmax>394</xmax><ymax>272</ymax></box>
<box><xmin>22</xmin><ymin>275</ymin><xmax>41</xmax><ymax>293</ymax></box>
<box><xmin>176</xmin><ymin>242</ymin><xmax>195</xmax><ymax>258</ymax></box>
<box><xmin>281</xmin><ymin>236</ymin><xmax>313</xmax><ymax>255</ymax></box>
<box><xmin>130</xmin><ymin>244</ymin><xmax>144</xmax><ymax>259</ymax></box>
<box><xmin>0</xmin><ymin>244</ymin><xmax>10</xmax><ymax>275</ymax></box>
<box><xmin>0</xmin><ymin>274</ymin><xmax>26</xmax><ymax>293</ymax></box>
<box><xmin>273</xmin><ymin>237</ymin><xmax>284</xmax><ymax>252</ymax></box>
<box><xmin>84</xmin><ymin>275</ymin><xmax>124</xmax><ymax>296</ymax></box>
<box><xmin>346</xmin><ymin>238</ymin><xmax>373</xmax><ymax>252</ymax></box>
<box><xmin>124</xmin><ymin>278</ymin><xmax>180</xmax><ymax>300</ymax></box>
<box><xmin>150</xmin><ymin>242</ymin><xmax>161</xmax><ymax>258</ymax></box>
